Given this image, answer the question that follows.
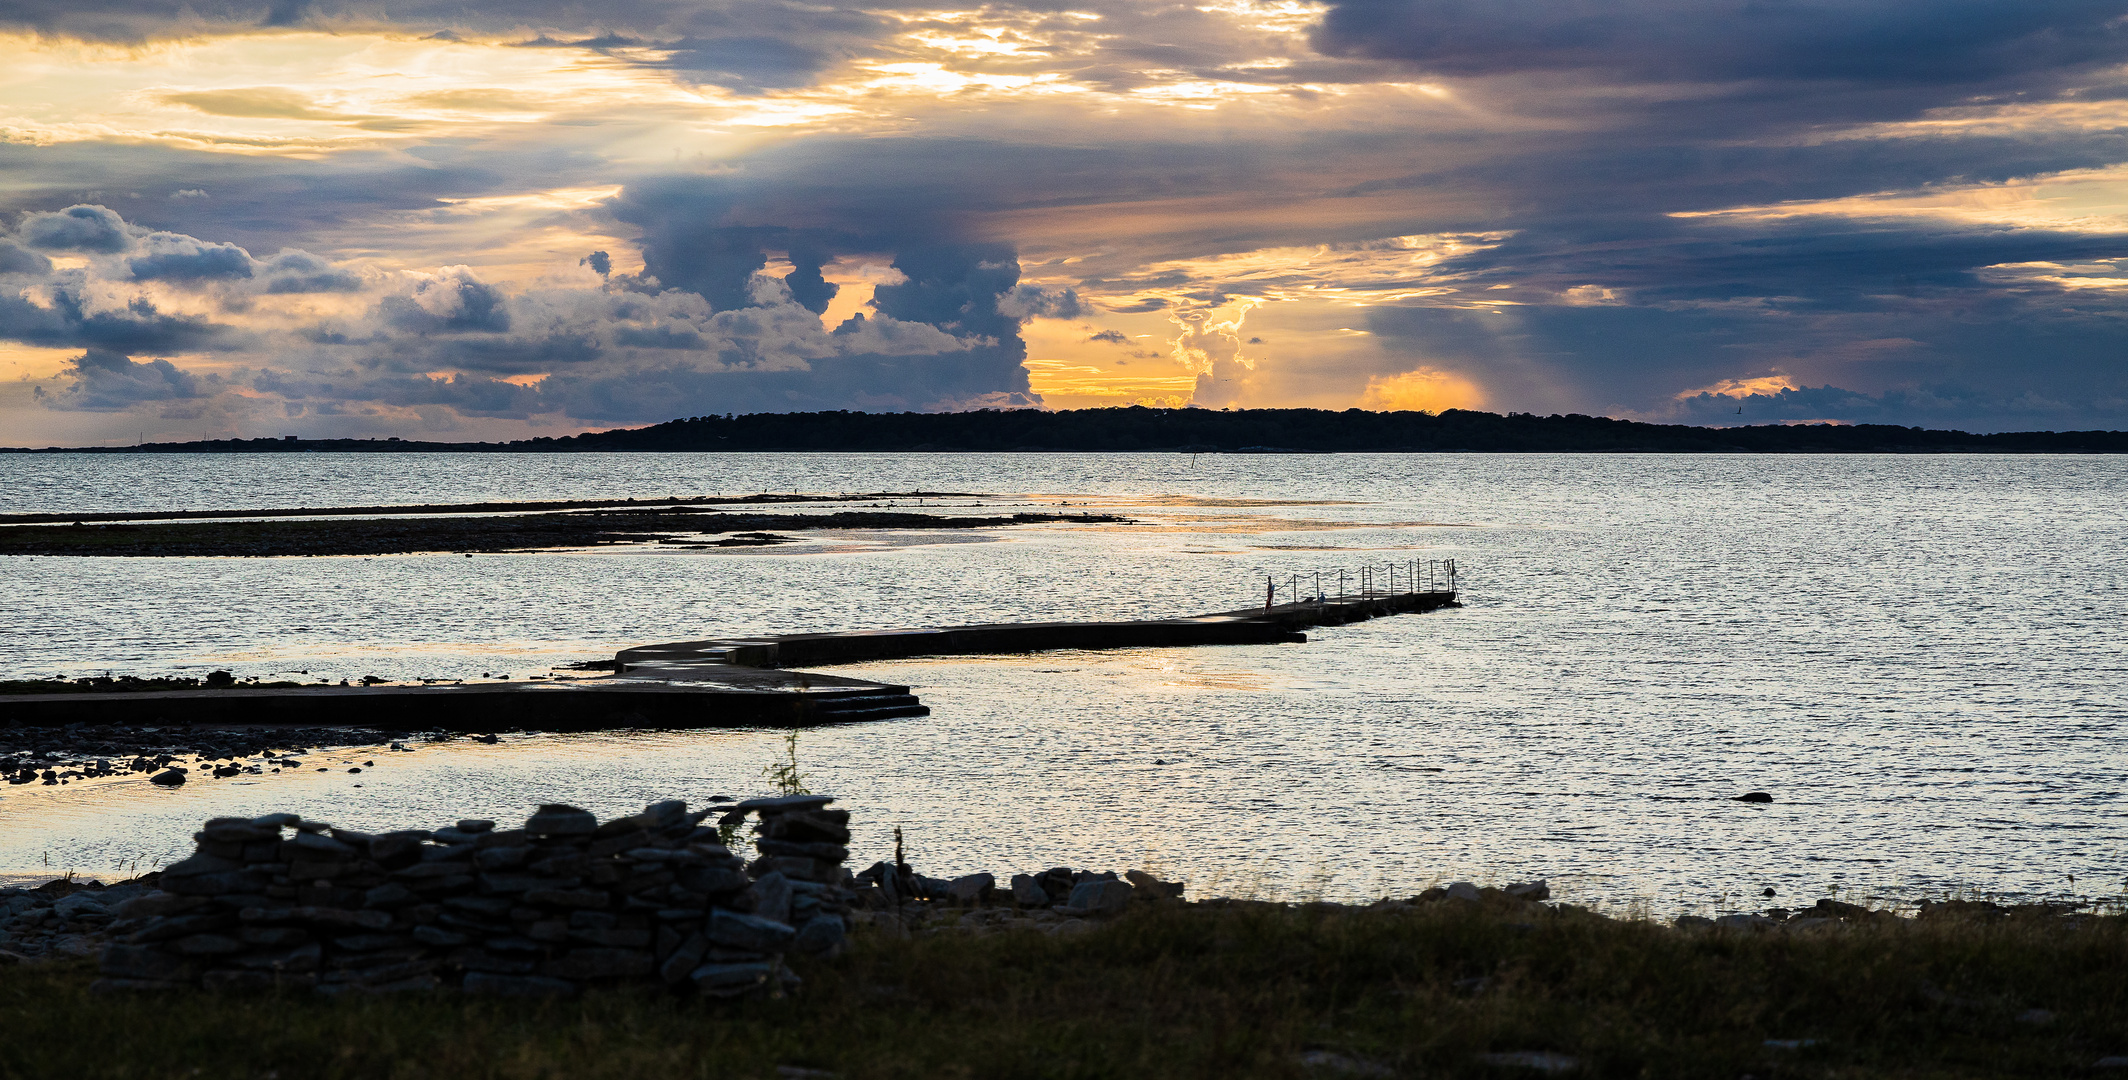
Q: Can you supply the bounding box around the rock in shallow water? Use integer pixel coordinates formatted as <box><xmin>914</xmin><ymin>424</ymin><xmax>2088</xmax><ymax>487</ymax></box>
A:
<box><xmin>946</xmin><ymin>873</ymin><xmax>994</xmax><ymax>906</ymax></box>
<box><xmin>1063</xmin><ymin>878</ymin><xmax>1133</xmax><ymax>916</ymax></box>
<box><xmin>1504</xmin><ymin>880</ymin><xmax>1549</xmax><ymax>902</ymax></box>
<box><xmin>524</xmin><ymin>805</ymin><xmax>597</xmax><ymax>836</ymax></box>
<box><xmin>1010</xmin><ymin>874</ymin><xmax>1048</xmax><ymax>907</ymax></box>
<box><xmin>1124</xmin><ymin>870</ymin><xmax>1184</xmax><ymax>900</ymax></box>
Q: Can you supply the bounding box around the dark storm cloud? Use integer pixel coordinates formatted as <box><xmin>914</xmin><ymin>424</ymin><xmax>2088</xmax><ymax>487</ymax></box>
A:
<box><xmin>536</xmin><ymin>344</ymin><xmax>1040</xmax><ymax>420</ymax></box>
<box><xmin>632</xmin><ymin>218</ymin><xmax>775</xmax><ymax>313</ymax></box>
<box><xmin>1360</xmin><ymin>212</ymin><xmax>2128</xmax><ymax>429</ymax></box>
<box><xmin>1000</xmin><ymin>284</ymin><xmax>1084</xmax><ymax>321</ymax></box>
<box><xmin>781</xmin><ymin>246</ymin><xmax>835</xmax><ymax>315</ymax></box>
<box><xmin>0</xmin><ymin>278</ymin><xmax>235</xmax><ymax>354</ymax></box>
<box><xmin>127</xmin><ymin>233</ymin><xmax>256</xmax><ymax>282</ymax></box>
<box><xmin>871</xmin><ymin>244</ymin><xmax>1021</xmax><ymax>340</ymax></box>
<box><xmin>1</xmin><ymin>202</ymin><xmax>1037</xmax><ymax>424</ymax></box>
<box><xmin>1432</xmin><ymin>213</ymin><xmax>2128</xmax><ymax>307</ymax></box>
<box><xmin>1312</xmin><ymin>0</ymin><xmax>2128</xmax><ymax>86</ymax></box>
<box><xmin>1665</xmin><ymin>380</ymin><xmax>2128</xmax><ymax>431</ymax></box>
<box><xmin>0</xmin><ymin>241</ymin><xmax>53</xmax><ymax>277</ymax></box>
<box><xmin>261</xmin><ymin>250</ymin><xmax>363</xmax><ymax>293</ymax></box>
<box><xmin>1224</xmin><ymin>0</ymin><xmax>2128</xmax><ymax>430</ymax></box>
<box><xmin>653</xmin><ymin>36</ymin><xmax>835</xmax><ymax>93</ymax></box>
<box><xmin>606</xmin><ymin>174</ymin><xmax>1050</xmax><ymax>407</ymax></box>
<box><xmin>379</xmin><ymin>270</ymin><xmax>512</xmax><ymax>334</ymax></box>
<box><xmin>615</xmin><ymin>168</ymin><xmax>1003</xmax><ymax>309</ymax></box>
<box><xmin>254</xmin><ymin>368</ymin><xmax>545</xmax><ymax>418</ymax></box>
<box><xmin>39</xmin><ymin>347</ymin><xmax>213</xmax><ymax>411</ymax></box>
<box><xmin>20</xmin><ymin>206</ymin><xmax>134</xmax><ymax>253</ymax></box>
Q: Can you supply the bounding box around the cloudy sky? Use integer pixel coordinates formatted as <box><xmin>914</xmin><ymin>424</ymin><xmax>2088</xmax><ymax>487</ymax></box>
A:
<box><xmin>3</xmin><ymin>0</ymin><xmax>2127</xmax><ymax>443</ymax></box>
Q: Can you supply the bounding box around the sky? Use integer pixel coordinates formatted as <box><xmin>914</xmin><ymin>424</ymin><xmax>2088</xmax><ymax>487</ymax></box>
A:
<box><xmin>3</xmin><ymin>1</ymin><xmax>2128</xmax><ymax>443</ymax></box>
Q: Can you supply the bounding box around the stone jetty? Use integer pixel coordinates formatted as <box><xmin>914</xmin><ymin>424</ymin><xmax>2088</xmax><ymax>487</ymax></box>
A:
<box><xmin>0</xmin><ymin>583</ymin><xmax>1458</xmax><ymax>732</ymax></box>
<box><xmin>88</xmin><ymin>795</ymin><xmax>855</xmax><ymax>996</ymax></box>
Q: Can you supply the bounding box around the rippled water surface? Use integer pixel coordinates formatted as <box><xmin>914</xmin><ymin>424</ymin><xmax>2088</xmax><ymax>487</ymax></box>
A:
<box><xmin>2</xmin><ymin>452</ymin><xmax>2123</xmax><ymax>911</ymax></box>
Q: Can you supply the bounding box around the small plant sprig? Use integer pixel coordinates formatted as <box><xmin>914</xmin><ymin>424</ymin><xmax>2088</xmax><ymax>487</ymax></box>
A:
<box><xmin>762</xmin><ymin>731</ymin><xmax>810</xmax><ymax>797</ymax></box>
<box><xmin>714</xmin><ymin>732</ymin><xmax>813</xmax><ymax>849</ymax></box>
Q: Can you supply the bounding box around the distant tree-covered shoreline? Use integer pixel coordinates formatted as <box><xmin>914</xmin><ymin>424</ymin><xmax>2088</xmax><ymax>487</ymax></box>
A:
<box><xmin>8</xmin><ymin>407</ymin><xmax>2125</xmax><ymax>454</ymax></box>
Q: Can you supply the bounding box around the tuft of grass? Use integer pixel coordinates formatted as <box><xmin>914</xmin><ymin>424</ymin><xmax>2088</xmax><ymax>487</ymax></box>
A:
<box><xmin>2</xmin><ymin>899</ymin><xmax>2122</xmax><ymax>1079</ymax></box>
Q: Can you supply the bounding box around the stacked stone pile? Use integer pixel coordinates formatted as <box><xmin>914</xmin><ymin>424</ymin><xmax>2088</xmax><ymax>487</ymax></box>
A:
<box><xmin>91</xmin><ymin>793</ymin><xmax>853</xmax><ymax>996</ymax></box>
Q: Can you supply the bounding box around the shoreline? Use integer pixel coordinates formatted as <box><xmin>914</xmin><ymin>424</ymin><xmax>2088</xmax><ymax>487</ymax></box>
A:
<box><xmin>5</xmin><ymin>844</ymin><xmax>2122</xmax><ymax>1077</ymax></box>
<box><xmin>5</xmin><ymin>833</ymin><xmax>2117</xmax><ymax>967</ymax></box>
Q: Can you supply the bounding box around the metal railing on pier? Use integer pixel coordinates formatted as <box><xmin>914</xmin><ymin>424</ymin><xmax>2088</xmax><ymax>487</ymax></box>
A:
<box><xmin>1258</xmin><ymin>558</ymin><xmax>1457</xmax><ymax>608</ymax></box>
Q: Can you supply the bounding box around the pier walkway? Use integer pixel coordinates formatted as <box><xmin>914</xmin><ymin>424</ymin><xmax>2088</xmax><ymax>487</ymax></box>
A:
<box><xmin>0</xmin><ymin>586</ymin><xmax>1458</xmax><ymax>731</ymax></box>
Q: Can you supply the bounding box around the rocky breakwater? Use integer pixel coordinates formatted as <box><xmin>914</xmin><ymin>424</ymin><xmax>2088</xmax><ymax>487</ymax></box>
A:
<box><xmin>92</xmin><ymin>794</ymin><xmax>854</xmax><ymax>997</ymax></box>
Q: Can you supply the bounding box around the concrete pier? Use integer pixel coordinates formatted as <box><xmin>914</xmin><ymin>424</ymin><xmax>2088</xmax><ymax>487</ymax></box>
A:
<box><xmin>617</xmin><ymin>588</ymin><xmax>1457</xmax><ymax>672</ymax></box>
<box><xmin>0</xmin><ymin>588</ymin><xmax>1457</xmax><ymax>731</ymax></box>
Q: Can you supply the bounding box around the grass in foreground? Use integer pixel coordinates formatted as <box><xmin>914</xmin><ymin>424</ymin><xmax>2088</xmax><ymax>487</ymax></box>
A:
<box><xmin>2</xmin><ymin>900</ymin><xmax>2123</xmax><ymax>1079</ymax></box>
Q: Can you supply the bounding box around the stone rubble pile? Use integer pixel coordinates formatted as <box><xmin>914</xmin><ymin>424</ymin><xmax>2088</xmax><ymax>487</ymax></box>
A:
<box><xmin>1675</xmin><ymin>895</ymin><xmax>2102</xmax><ymax>932</ymax></box>
<box><xmin>842</xmin><ymin>862</ymin><xmax>1191</xmax><ymax>935</ymax></box>
<box><xmin>90</xmin><ymin>794</ymin><xmax>853</xmax><ymax>996</ymax></box>
<box><xmin>838</xmin><ymin>866</ymin><xmax>1557</xmax><ymax>934</ymax></box>
<box><xmin>27</xmin><ymin>835</ymin><xmax>2080</xmax><ymax>985</ymax></box>
<box><xmin>1</xmin><ymin>879</ymin><xmax>153</xmax><ymax>961</ymax></box>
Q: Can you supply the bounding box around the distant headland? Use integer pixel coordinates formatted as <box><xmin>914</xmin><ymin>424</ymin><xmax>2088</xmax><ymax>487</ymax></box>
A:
<box><xmin>7</xmin><ymin>407</ymin><xmax>2126</xmax><ymax>454</ymax></box>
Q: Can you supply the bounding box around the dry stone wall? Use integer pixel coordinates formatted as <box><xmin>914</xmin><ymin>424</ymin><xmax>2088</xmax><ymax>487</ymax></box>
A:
<box><xmin>93</xmin><ymin>794</ymin><xmax>852</xmax><ymax>996</ymax></box>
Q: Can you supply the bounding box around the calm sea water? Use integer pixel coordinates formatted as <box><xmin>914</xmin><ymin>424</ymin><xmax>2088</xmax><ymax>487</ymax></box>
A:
<box><xmin>2</xmin><ymin>452</ymin><xmax>2123</xmax><ymax>912</ymax></box>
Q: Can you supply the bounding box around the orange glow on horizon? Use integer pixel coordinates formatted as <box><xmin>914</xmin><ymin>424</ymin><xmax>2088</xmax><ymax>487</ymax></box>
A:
<box><xmin>1356</xmin><ymin>367</ymin><xmax>1485</xmax><ymax>412</ymax></box>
